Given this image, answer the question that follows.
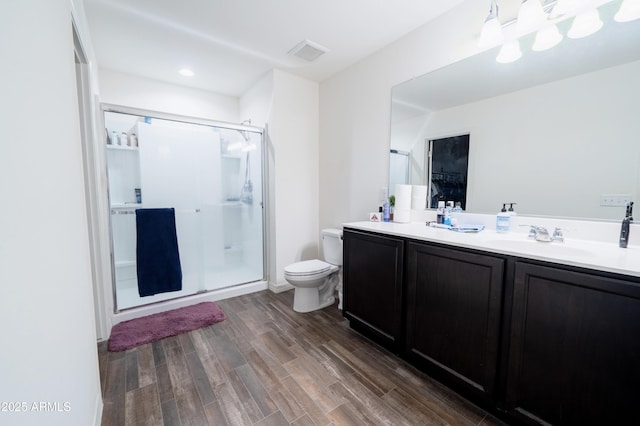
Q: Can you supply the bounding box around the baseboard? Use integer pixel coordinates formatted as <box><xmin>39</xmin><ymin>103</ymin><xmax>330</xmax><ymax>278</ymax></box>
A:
<box><xmin>269</xmin><ymin>280</ymin><xmax>293</xmax><ymax>293</ymax></box>
<box><xmin>93</xmin><ymin>390</ymin><xmax>103</xmax><ymax>426</ymax></box>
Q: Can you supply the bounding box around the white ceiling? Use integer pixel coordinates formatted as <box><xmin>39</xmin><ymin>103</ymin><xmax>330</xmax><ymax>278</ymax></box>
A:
<box><xmin>83</xmin><ymin>0</ymin><xmax>465</xmax><ymax>97</ymax></box>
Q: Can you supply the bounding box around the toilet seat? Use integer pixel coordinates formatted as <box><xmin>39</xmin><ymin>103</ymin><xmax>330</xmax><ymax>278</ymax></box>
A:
<box><xmin>284</xmin><ymin>259</ymin><xmax>332</xmax><ymax>277</ymax></box>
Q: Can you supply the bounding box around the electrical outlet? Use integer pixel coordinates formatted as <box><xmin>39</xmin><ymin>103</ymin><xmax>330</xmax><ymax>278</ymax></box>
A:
<box><xmin>600</xmin><ymin>194</ymin><xmax>632</xmax><ymax>207</ymax></box>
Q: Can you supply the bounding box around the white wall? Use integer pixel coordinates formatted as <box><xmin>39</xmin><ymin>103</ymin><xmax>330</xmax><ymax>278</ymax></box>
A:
<box><xmin>319</xmin><ymin>1</ymin><xmax>495</xmax><ymax>229</ymax></box>
<box><xmin>267</xmin><ymin>70</ymin><xmax>320</xmax><ymax>288</ymax></box>
<box><xmin>0</xmin><ymin>0</ymin><xmax>102</xmax><ymax>425</ymax></box>
<box><xmin>99</xmin><ymin>68</ymin><xmax>240</xmax><ymax>123</ymax></box>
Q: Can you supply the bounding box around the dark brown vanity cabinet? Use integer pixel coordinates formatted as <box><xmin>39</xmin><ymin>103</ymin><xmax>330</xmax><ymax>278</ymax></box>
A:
<box><xmin>342</xmin><ymin>227</ymin><xmax>640</xmax><ymax>425</ymax></box>
<box><xmin>342</xmin><ymin>229</ymin><xmax>404</xmax><ymax>352</ymax></box>
<box><xmin>504</xmin><ymin>261</ymin><xmax>640</xmax><ymax>426</ymax></box>
<box><xmin>405</xmin><ymin>242</ymin><xmax>505</xmax><ymax>402</ymax></box>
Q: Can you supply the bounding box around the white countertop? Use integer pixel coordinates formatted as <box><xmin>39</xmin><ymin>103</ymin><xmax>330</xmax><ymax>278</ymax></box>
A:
<box><xmin>343</xmin><ymin>220</ymin><xmax>640</xmax><ymax>278</ymax></box>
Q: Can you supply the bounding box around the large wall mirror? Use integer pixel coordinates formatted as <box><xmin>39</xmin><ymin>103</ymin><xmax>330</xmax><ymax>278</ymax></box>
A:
<box><xmin>390</xmin><ymin>1</ymin><xmax>640</xmax><ymax>221</ymax></box>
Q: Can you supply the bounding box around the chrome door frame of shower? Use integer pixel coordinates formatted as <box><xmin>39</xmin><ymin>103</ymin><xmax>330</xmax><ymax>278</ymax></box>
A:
<box><xmin>100</xmin><ymin>103</ymin><xmax>268</xmax><ymax>313</ymax></box>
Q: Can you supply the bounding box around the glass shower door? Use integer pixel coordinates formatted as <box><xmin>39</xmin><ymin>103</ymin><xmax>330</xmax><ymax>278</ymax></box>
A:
<box><xmin>104</xmin><ymin>108</ymin><xmax>265</xmax><ymax>311</ymax></box>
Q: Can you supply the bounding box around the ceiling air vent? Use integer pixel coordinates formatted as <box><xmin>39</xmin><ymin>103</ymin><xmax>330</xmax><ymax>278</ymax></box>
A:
<box><xmin>288</xmin><ymin>39</ymin><xmax>328</xmax><ymax>62</ymax></box>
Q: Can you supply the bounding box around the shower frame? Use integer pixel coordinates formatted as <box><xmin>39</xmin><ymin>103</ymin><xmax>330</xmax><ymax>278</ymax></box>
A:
<box><xmin>101</xmin><ymin>103</ymin><xmax>268</xmax><ymax>313</ymax></box>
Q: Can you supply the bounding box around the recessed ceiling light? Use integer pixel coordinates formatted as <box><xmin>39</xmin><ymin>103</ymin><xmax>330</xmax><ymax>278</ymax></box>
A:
<box><xmin>178</xmin><ymin>68</ymin><xmax>194</xmax><ymax>77</ymax></box>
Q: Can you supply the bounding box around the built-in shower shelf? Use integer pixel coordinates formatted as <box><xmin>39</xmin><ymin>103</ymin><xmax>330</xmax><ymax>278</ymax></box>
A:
<box><xmin>111</xmin><ymin>203</ymin><xmax>142</xmax><ymax>209</ymax></box>
<box><xmin>106</xmin><ymin>144</ymin><xmax>138</xmax><ymax>151</ymax></box>
<box><xmin>115</xmin><ymin>260</ymin><xmax>136</xmax><ymax>268</ymax></box>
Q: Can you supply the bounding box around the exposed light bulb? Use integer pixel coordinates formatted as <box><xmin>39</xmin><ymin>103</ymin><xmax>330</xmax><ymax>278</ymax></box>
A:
<box><xmin>496</xmin><ymin>40</ymin><xmax>522</xmax><ymax>63</ymax></box>
<box><xmin>533</xmin><ymin>23</ymin><xmax>563</xmax><ymax>51</ymax></box>
<box><xmin>568</xmin><ymin>8</ymin><xmax>603</xmax><ymax>39</ymax></box>
<box><xmin>516</xmin><ymin>0</ymin><xmax>547</xmax><ymax>35</ymax></box>
<box><xmin>615</xmin><ymin>0</ymin><xmax>640</xmax><ymax>22</ymax></box>
<box><xmin>478</xmin><ymin>1</ymin><xmax>504</xmax><ymax>48</ymax></box>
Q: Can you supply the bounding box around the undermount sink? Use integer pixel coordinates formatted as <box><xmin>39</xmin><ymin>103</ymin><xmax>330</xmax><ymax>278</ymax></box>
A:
<box><xmin>485</xmin><ymin>239</ymin><xmax>595</xmax><ymax>258</ymax></box>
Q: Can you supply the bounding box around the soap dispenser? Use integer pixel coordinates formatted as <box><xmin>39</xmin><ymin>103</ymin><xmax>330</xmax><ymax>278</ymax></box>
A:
<box><xmin>496</xmin><ymin>204</ymin><xmax>510</xmax><ymax>233</ymax></box>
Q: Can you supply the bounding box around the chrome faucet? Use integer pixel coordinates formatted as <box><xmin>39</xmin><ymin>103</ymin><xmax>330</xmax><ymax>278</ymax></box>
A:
<box><xmin>527</xmin><ymin>225</ymin><xmax>564</xmax><ymax>242</ymax></box>
<box><xmin>552</xmin><ymin>227</ymin><xmax>564</xmax><ymax>242</ymax></box>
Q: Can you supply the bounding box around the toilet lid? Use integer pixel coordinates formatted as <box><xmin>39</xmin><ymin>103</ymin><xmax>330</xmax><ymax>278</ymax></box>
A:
<box><xmin>284</xmin><ymin>259</ymin><xmax>332</xmax><ymax>276</ymax></box>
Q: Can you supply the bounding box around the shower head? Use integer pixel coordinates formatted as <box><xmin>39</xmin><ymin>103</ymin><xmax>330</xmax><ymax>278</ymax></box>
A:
<box><xmin>239</xmin><ymin>119</ymin><xmax>252</xmax><ymax>142</ymax></box>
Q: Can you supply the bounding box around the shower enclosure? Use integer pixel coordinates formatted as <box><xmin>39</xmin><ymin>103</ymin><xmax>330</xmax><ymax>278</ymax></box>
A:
<box><xmin>103</xmin><ymin>106</ymin><xmax>265</xmax><ymax>311</ymax></box>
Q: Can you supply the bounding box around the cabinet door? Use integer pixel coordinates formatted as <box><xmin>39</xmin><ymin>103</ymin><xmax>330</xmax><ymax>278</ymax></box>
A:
<box><xmin>343</xmin><ymin>229</ymin><xmax>404</xmax><ymax>352</ymax></box>
<box><xmin>405</xmin><ymin>242</ymin><xmax>504</xmax><ymax>401</ymax></box>
<box><xmin>505</xmin><ymin>262</ymin><xmax>640</xmax><ymax>425</ymax></box>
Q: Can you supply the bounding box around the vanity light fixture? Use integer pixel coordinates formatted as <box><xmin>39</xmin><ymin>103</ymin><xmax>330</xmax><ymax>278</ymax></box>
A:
<box><xmin>478</xmin><ymin>1</ymin><xmax>504</xmax><ymax>48</ymax></box>
<box><xmin>178</xmin><ymin>68</ymin><xmax>194</xmax><ymax>77</ymax></box>
<box><xmin>497</xmin><ymin>39</ymin><xmax>523</xmax><ymax>63</ymax></box>
<box><xmin>615</xmin><ymin>0</ymin><xmax>640</xmax><ymax>21</ymax></box>
<box><xmin>552</xmin><ymin>0</ymin><xmax>581</xmax><ymax>17</ymax></box>
<box><xmin>517</xmin><ymin>0</ymin><xmax>547</xmax><ymax>34</ymax></box>
<box><xmin>568</xmin><ymin>7</ymin><xmax>604</xmax><ymax>38</ymax></box>
<box><xmin>481</xmin><ymin>0</ymin><xmax>629</xmax><ymax>63</ymax></box>
<box><xmin>533</xmin><ymin>22</ymin><xmax>564</xmax><ymax>50</ymax></box>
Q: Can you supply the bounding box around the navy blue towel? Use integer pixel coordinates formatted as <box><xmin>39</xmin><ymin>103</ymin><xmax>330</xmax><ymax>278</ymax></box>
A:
<box><xmin>135</xmin><ymin>208</ymin><xmax>183</xmax><ymax>297</ymax></box>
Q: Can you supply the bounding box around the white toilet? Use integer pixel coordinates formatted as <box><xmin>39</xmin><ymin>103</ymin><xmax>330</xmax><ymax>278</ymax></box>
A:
<box><xmin>284</xmin><ymin>228</ymin><xmax>343</xmax><ymax>313</ymax></box>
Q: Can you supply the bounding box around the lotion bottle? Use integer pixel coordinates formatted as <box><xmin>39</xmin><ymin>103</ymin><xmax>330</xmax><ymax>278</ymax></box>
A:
<box><xmin>496</xmin><ymin>204</ymin><xmax>510</xmax><ymax>233</ymax></box>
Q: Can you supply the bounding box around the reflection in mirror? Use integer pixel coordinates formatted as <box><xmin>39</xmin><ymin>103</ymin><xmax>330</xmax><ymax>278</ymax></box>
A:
<box><xmin>428</xmin><ymin>134</ymin><xmax>469</xmax><ymax>210</ymax></box>
<box><xmin>390</xmin><ymin>0</ymin><xmax>640</xmax><ymax>220</ymax></box>
<box><xmin>389</xmin><ymin>149</ymin><xmax>410</xmax><ymax>196</ymax></box>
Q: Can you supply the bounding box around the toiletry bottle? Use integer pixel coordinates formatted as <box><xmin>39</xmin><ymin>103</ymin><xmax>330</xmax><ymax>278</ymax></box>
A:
<box><xmin>496</xmin><ymin>204</ymin><xmax>510</xmax><ymax>233</ymax></box>
<box><xmin>383</xmin><ymin>200</ymin><xmax>390</xmax><ymax>222</ymax></box>
<box><xmin>436</xmin><ymin>200</ymin><xmax>445</xmax><ymax>224</ymax></box>
<box><xmin>619</xmin><ymin>201</ymin><xmax>633</xmax><ymax>248</ymax></box>
<box><xmin>450</xmin><ymin>201</ymin><xmax>462</xmax><ymax>227</ymax></box>
<box><xmin>444</xmin><ymin>201</ymin><xmax>452</xmax><ymax>226</ymax></box>
<box><xmin>508</xmin><ymin>203</ymin><xmax>517</xmax><ymax>216</ymax></box>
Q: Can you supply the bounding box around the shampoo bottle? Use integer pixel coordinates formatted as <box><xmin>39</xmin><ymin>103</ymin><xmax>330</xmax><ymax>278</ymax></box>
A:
<box><xmin>496</xmin><ymin>204</ymin><xmax>510</xmax><ymax>233</ymax></box>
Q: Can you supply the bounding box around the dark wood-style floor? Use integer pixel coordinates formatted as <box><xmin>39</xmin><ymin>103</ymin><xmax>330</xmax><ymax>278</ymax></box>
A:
<box><xmin>98</xmin><ymin>290</ymin><xmax>504</xmax><ymax>425</ymax></box>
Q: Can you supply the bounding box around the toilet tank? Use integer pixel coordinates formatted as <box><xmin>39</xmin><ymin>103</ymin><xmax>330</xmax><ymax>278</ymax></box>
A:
<box><xmin>321</xmin><ymin>228</ymin><xmax>343</xmax><ymax>266</ymax></box>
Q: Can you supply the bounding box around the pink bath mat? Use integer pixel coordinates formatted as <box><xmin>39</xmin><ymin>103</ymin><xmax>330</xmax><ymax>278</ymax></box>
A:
<box><xmin>108</xmin><ymin>302</ymin><xmax>226</xmax><ymax>351</ymax></box>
